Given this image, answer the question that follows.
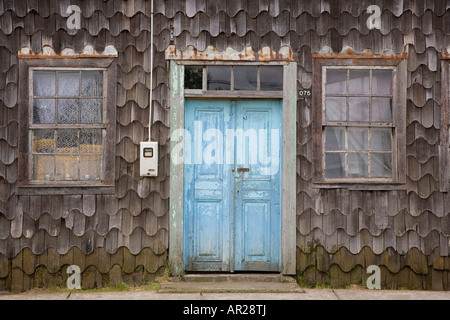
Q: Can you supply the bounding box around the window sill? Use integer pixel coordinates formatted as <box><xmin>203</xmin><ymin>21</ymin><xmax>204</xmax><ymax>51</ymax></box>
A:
<box><xmin>17</xmin><ymin>185</ymin><xmax>115</xmax><ymax>195</ymax></box>
<box><xmin>311</xmin><ymin>182</ymin><xmax>406</xmax><ymax>191</ymax></box>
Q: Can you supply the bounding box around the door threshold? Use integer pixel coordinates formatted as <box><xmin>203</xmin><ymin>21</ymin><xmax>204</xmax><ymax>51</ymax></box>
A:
<box><xmin>180</xmin><ymin>273</ymin><xmax>296</xmax><ymax>283</ymax></box>
<box><xmin>159</xmin><ymin>273</ymin><xmax>302</xmax><ymax>293</ymax></box>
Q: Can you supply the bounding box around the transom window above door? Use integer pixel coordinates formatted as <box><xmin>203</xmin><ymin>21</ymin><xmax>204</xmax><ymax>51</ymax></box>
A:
<box><xmin>184</xmin><ymin>64</ymin><xmax>283</xmax><ymax>97</ymax></box>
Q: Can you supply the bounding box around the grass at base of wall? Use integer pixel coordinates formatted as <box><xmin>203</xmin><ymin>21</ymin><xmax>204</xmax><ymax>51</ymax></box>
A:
<box><xmin>4</xmin><ymin>281</ymin><xmax>161</xmax><ymax>296</ymax></box>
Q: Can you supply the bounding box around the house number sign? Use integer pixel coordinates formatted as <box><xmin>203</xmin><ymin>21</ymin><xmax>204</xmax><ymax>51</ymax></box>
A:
<box><xmin>298</xmin><ymin>89</ymin><xmax>312</xmax><ymax>98</ymax></box>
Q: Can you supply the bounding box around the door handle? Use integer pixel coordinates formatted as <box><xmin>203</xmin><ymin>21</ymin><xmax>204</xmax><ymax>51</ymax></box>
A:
<box><xmin>236</xmin><ymin>168</ymin><xmax>250</xmax><ymax>172</ymax></box>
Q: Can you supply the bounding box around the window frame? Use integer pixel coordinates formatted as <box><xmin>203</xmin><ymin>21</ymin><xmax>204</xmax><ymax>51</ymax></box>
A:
<box><xmin>440</xmin><ymin>57</ymin><xmax>450</xmax><ymax>192</ymax></box>
<box><xmin>18</xmin><ymin>57</ymin><xmax>117</xmax><ymax>193</ymax></box>
<box><xmin>312</xmin><ymin>57</ymin><xmax>407</xmax><ymax>186</ymax></box>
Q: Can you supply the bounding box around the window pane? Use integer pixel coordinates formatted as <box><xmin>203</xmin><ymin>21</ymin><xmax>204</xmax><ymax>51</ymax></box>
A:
<box><xmin>56</xmin><ymin>155</ymin><xmax>78</xmax><ymax>180</ymax></box>
<box><xmin>184</xmin><ymin>66</ymin><xmax>203</xmax><ymax>90</ymax></box>
<box><xmin>207</xmin><ymin>66</ymin><xmax>231</xmax><ymax>90</ymax></box>
<box><xmin>372</xmin><ymin>97</ymin><xmax>392</xmax><ymax>122</ymax></box>
<box><xmin>349</xmin><ymin>69</ymin><xmax>370</xmax><ymax>94</ymax></box>
<box><xmin>33</xmin><ymin>129</ymin><xmax>55</xmax><ymax>153</ymax></box>
<box><xmin>33</xmin><ymin>99</ymin><xmax>55</xmax><ymax>124</ymax></box>
<box><xmin>58</xmin><ymin>71</ymin><xmax>79</xmax><ymax>96</ymax></box>
<box><xmin>80</xmin><ymin>99</ymin><xmax>102</xmax><ymax>124</ymax></box>
<box><xmin>81</xmin><ymin>70</ymin><xmax>103</xmax><ymax>96</ymax></box>
<box><xmin>56</xmin><ymin>129</ymin><xmax>78</xmax><ymax>153</ymax></box>
<box><xmin>325</xmin><ymin>153</ymin><xmax>345</xmax><ymax>178</ymax></box>
<box><xmin>371</xmin><ymin>129</ymin><xmax>391</xmax><ymax>151</ymax></box>
<box><xmin>371</xmin><ymin>153</ymin><xmax>392</xmax><ymax>178</ymax></box>
<box><xmin>234</xmin><ymin>66</ymin><xmax>257</xmax><ymax>91</ymax></box>
<box><xmin>58</xmin><ymin>99</ymin><xmax>79</xmax><ymax>124</ymax></box>
<box><xmin>33</xmin><ymin>71</ymin><xmax>56</xmax><ymax>96</ymax></box>
<box><xmin>325</xmin><ymin>127</ymin><xmax>345</xmax><ymax>151</ymax></box>
<box><xmin>80</xmin><ymin>155</ymin><xmax>102</xmax><ymax>181</ymax></box>
<box><xmin>372</xmin><ymin>70</ymin><xmax>392</xmax><ymax>95</ymax></box>
<box><xmin>348</xmin><ymin>97</ymin><xmax>369</xmax><ymax>121</ymax></box>
<box><xmin>326</xmin><ymin>97</ymin><xmax>346</xmax><ymax>121</ymax></box>
<box><xmin>348</xmin><ymin>128</ymin><xmax>368</xmax><ymax>151</ymax></box>
<box><xmin>326</xmin><ymin>69</ymin><xmax>347</xmax><ymax>94</ymax></box>
<box><xmin>348</xmin><ymin>153</ymin><xmax>368</xmax><ymax>178</ymax></box>
<box><xmin>260</xmin><ymin>66</ymin><xmax>283</xmax><ymax>91</ymax></box>
<box><xmin>80</xmin><ymin>129</ymin><xmax>102</xmax><ymax>153</ymax></box>
<box><xmin>33</xmin><ymin>155</ymin><xmax>55</xmax><ymax>181</ymax></box>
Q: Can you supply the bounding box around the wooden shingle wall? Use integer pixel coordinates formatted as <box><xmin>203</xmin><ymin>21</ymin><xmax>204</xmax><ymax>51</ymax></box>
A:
<box><xmin>0</xmin><ymin>0</ymin><xmax>170</xmax><ymax>291</ymax></box>
<box><xmin>0</xmin><ymin>0</ymin><xmax>449</xmax><ymax>291</ymax></box>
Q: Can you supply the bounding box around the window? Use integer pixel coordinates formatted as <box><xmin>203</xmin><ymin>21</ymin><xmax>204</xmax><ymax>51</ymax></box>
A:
<box><xmin>312</xmin><ymin>58</ymin><xmax>406</xmax><ymax>184</ymax></box>
<box><xmin>18</xmin><ymin>58</ymin><xmax>116</xmax><ymax>190</ymax></box>
<box><xmin>184</xmin><ymin>64</ymin><xmax>283</xmax><ymax>97</ymax></box>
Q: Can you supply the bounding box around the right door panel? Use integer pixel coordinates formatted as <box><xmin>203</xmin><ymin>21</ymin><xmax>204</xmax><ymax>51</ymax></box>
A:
<box><xmin>233</xmin><ymin>100</ymin><xmax>282</xmax><ymax>272</ymax></box>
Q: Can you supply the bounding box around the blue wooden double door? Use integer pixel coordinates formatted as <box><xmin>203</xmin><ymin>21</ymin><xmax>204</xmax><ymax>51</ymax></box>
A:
<box><xmin>184</xmin><ymin>100</ymin><xmax>282</xmax><ymax>272</ymax></box>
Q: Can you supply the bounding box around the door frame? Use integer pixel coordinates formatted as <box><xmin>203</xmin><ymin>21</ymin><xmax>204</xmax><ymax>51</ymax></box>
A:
<box><xmin>169</xmin><ymin>60</ymin><xmax>297</xmax><ymax>275</ymax></box>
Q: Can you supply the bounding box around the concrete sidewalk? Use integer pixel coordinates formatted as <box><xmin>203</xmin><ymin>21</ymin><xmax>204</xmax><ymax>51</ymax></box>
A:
<box><xmin>1</xmin><ymin>287</ymin><xmax>449</xmax><ymax>300</ymax></box>
<box><xmin>1</xmin><ymin>273</ymin><xmax>449</xmax><ymax>300</ymax></box>
<box><xmin>1</xmin><ymin>272</ymin><xmax>449</xmax><ymax>301</ymax></box>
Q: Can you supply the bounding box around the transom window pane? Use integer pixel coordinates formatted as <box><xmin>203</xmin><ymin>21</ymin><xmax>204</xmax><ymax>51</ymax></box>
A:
<box><xmin>184</xmin><ymin>66</ymin><xmax>203</xmax><ymax>90</ymax></box>
<box><xmin>207</xmin><ymin>66</ymin><xmax>231</xmax><ymax>90</ymax></box>
<box><xmin>31</xmin><ymin>69</ymin><xmax>105</xmax><ymax>183</ymax></box>
<box><xmin>260</xmin><ymin>66</ymin><xmax>283</xmax><ymax>91</ymax></box>
<box><xmin>234</xmin><ymin>66</ymin><xmax>257</xmax><ymax>91</ymax></box>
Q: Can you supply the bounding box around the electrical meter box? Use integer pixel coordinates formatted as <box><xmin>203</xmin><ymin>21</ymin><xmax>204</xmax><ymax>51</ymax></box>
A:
<box><xmin>140</xmin><ymin>141</ymin><xmax>158</xmax><ymax>177</ymax></box>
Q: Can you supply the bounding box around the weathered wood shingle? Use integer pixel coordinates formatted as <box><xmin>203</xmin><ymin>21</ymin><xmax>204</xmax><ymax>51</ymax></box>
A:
<box><xmin>0</xmin><ymin>0</ymin><xmax>169</xmax><ymax>292</ymax></box>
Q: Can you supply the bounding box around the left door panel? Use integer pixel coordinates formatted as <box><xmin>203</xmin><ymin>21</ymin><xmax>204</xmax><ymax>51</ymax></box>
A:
<box><xmin>184</xmin><ymin>100</ymin><xmax>232</xmax><ymax>271</ymax></box>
